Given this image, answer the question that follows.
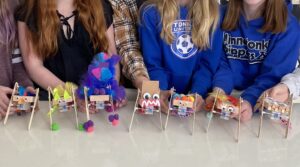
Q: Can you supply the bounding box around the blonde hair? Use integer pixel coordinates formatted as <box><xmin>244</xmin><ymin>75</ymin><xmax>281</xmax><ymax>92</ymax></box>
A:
<box><xmin>145</xmin><ymin>0</ymin><xmax>219</xmax><ymax>50</ymax></box>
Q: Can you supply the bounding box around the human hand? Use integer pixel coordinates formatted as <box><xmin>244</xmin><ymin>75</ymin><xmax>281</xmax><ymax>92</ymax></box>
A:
<box><xmin>0</xmin><ymin>86</ymin><xmax>13</xmax><ymax>116</ymax></box>
<box><xmin>205</xmin><ymin>87</ymin><xmax>225</xmax><ymax>110</ymax></box>
<box><xmin>160</xmin><ymin>90</ymin><xmax>171</xmax><ymax>114</ymax></box>
<box><xmin>268</xmin><ymin>84</ymin><xmax>290</xmax><ymax>102</ymax></box>
<box><xmin>238</xmin><ymin>100</ymin><xmax>253</xmax><ymax>122</ymax></box>
<box><xmin>195</xmin><ymin>94</ymin><xmax>204</xmax><ymax>112</ymax></box>
<box><xmin>133</xmin><ymin>75</ymin><xmax>149</xmax><ymax>90</ymax></box>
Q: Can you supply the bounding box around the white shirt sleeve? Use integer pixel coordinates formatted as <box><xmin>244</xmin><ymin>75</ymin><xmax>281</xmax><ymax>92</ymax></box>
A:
<box><xmin>281</xmin><ymin>57</ymin><xmax>300</xmax><ymax>99</ymax></box>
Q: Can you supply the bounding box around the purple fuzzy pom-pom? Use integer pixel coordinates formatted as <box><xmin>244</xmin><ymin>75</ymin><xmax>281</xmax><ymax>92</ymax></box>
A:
<box><xmin>87</xmin><ymin>120</ymin><xmax>94</xmax><ymax>127</ymax></box>
<box><xmin>114</xmin><ymin>114</ymin><xmax>119</xmax><ymax>120</ymax></box>
<box><xmin>108</xmin><ymin>115</ymin><xmax>115</xmax><ymax>122</ymax></box>
<box><xmin>83</xmin><ymin>122</ymin><xmax>89</xmax><ymax>130</ymax></box>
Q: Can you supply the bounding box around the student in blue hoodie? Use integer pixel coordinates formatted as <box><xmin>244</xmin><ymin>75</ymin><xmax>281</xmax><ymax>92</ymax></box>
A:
<box><xmin>139</xmin><ymin>0</ymin><xmax>222</xmax><ymax>112</ymax></box>
<box><xmin>209</xmin><ymin>0</ymin><xmax>300</xmax><ymax>122</ymax></box>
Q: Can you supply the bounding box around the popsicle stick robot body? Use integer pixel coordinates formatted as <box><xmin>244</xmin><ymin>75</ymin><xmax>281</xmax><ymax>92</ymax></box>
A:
<box><xmin>258</xmin><ymin>93</ymin><xmax>293</xmax><ymax>139</ymax></box>
<box><xmin>205</xmin><ymin>90</ymin><xmax>242</xmax><ymax>142</ymax></box>
<box><xmin>4</xmin><ymin>82</ymin><xmax>39</xmax><ymax>130</ymax></box>
<box><xmin>78</xmin><ymin>53</ymin><xmax>126</xmax><ymax>127</ymax></box>
<box><xmin>48</xmin><ymin>83</ymin><xmax>81</xmax><ymax>131</ymax></box>
<box><xmin>83</xmin><ymin>86</ymin><xmax>119</xmax><ymax>126</ymax></box>
<box><xmin>165</xmin><ymin>90</ymin><xmax>198</xmax><ymax>135</ymax></box>
<box><xmin>129</xmin><ymin>81</ymin><xmax>163</xmax><ymax>131</ymax></box>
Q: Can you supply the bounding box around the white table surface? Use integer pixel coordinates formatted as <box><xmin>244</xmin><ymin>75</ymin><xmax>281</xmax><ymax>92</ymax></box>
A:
<box><xmin>1</xmin><ymin>89</ymin><xmax>300</xmax><ymax>167</ymax></box>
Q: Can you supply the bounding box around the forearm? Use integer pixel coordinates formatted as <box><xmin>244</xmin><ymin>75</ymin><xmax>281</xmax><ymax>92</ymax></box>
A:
<box><xmin>110</xmin><ymin>2</ymin><xmax>149</xmax><ymax>81</ymax></box>
<box><xmin>281</xmin><ymin>68</ymin><xmax>300</xmax><ymax>98</ymax></box>
<box><xmin>27</xmin><ymin>65</ymin><xmax>64</xmax><ymax>90</ymax></box>
<box><xmin>18</xmin><ymin>21</ymin><xmax>64</xmax><ymax>90</ymax></box>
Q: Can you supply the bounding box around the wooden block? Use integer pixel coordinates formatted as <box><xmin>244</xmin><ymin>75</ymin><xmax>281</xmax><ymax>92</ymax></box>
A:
<box><xmin>13</xmin><ymin>96</ymin><xmax>34</xmax><ymax>103</ymax></box>
<box><xmin>173</xmin><ymin>99</ymin><xmax>193</xmax><ymax>108</ymax></box>
<box><xmin>90</xmin><ymin>95</ymin><xmax>110</xmax><ymax>102</ymax></box>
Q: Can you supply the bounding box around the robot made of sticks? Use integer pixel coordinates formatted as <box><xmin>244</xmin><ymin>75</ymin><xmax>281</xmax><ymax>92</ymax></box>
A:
<box><xmin>165</xmin><ymin>89</ymin><xmax>198</xmax><ymax>135</ymax></box>
<box><xmin>129</xmin><ymin>81</ymin><xmax>163</xmax><ymax>132</ymax></box>
<box><xmin>4</xmin><ymin>82</ymin><xmax>39</xmax><ymax>130</ymax></box>
<box><xmin>205</xmin><ymin>90</ymin><xmax>242</xmax><ymax>142</ymax></box>
<box><xmin>258</xmin><ymin>93</ymin><xmax>293</xmax><ymax>139</ymax></box>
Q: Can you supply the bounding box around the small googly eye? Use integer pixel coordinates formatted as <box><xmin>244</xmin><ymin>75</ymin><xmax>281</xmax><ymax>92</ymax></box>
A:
<box><xmin>228</xmin><ymin>107</ymin><xmax>234</xmax><ymax>113</ymax></box>
<box><xmin>222</xmin><ymin>107</ymin><xmax>226</xmax><ymax>111</ymax></box>
<box><xmin>16</xmin><ymin>97</ymin><xmax>19</xmax><ymax>100</ymax></box>
<box><xmin>153</xmin><ymin>94</ymin><xmax>159</xmax><ymax>99</ymax></box>
<box><xmin>143</xmin><ymin>93</ymin><xmax>151</xmax><ymax>100</ymax></box>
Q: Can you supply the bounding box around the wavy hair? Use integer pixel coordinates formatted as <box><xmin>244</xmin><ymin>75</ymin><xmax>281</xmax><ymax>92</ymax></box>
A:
<box><xmin>222</xmin><ymin>0</ymin><xmax>288</xmax><ymax>33</ymax></box>
<box><xmin>144</xmin><ymin>0</ymin><xmax>219</xmax><ymax>50</ymax></box>
<box><xmin>0</xmin><ymin>0</ymin><xmax>19</xmax><ymax>49</ymax></box>
<box><xmin>22</xmin><ymin>0</ymin><xmax>108</xmax><ymax>59</ymax></box>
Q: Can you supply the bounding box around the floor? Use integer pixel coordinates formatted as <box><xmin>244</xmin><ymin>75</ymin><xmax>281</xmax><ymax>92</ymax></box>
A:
<box><xmin>0</xmin><ymin>89</ymin><xmax>299</xmax><ymax>167</ymax></box>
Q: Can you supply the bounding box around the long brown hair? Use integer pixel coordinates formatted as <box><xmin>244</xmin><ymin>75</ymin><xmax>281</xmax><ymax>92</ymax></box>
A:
<box><xmin>0</xmin><ymin>0</ymin><xmax>19</xmax><ymax>49</ymax></box>
<box><xmin>222</xmin><ymin>0</ymin><xmax>288</xmax><ymax>33</ymax></box>
<box><xmin>143</xmin><ymin>0</ymin><xmax>219</xmax><ymax>50</ymax></box>
<box><xmin>22</xmin><ymin>0</ymin><xmax>108</xmax><ymax>59</ymax></box>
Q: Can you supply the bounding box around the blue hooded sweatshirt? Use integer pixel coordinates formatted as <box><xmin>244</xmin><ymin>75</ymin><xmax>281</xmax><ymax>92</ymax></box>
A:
<box><xmin>213</xmin><ymin>1</ymin><xmax>300</xmax><ymax>107</ymax></box>
<box><xmin>139</xmin><ymin>5</ymin><xmax>223</xmax><ymax>96</ymax></box>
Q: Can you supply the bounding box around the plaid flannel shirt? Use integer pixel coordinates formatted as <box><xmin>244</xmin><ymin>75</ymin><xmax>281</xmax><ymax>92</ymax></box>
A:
<box><xmin>109</xmin><ymin>0</ymin><xmax>149</xmax><ymax>81</ymax></box>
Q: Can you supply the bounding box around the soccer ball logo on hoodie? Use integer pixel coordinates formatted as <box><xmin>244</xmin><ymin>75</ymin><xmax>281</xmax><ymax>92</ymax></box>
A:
<box><xmin>171</xmin><ymin>20</ymin><xmax>197</xmax><ymax>59</ymax></box>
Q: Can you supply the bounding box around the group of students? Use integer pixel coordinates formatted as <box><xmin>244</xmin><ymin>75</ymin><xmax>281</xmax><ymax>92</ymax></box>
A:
<box><xmin>0</xmin><ymin>0</ymin><xmax>299</xmax><ymax>122</ymax></box>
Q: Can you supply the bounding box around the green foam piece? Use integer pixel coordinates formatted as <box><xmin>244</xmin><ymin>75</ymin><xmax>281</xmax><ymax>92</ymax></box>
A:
<box><xmin>78</xmin><ymin>123</ymin><xmax>84</xmax><ymax>131</ymax></box>
<box><xmin>51</xmin><ymin>123</ymin><xmax>60</xmax><ymax>131</ymax></box>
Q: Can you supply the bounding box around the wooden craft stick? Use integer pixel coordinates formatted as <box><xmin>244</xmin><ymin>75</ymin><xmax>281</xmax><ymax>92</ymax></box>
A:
<box><xmin>48</xmin><ymin>87</ymin><xmax>53</xmax><ymax>129</ymax></box>
<box><xmin>285</xmin><ymin>94</ymin><xmax>294</xmax><ymax>139</ymax></box>
<box><xmin>236</xmin><ymin>97</ymin><xmax>242</xmax><ymax>143</ymax></box>
<box><xmin>129</xmin><ymin>89</ymin><xmax>140</xmax><ymax>132</ymax></box>
<box><xmin>84</xmin><ymin>87</ymin><xmax>90</xmax><ymax>121</ymax></box>
<box><xmin>192</xmin><ymin>93</ymin><xmax>197</xmax><ymax>135</ymax></box>
<box><xmin>206</xmin><ymin>89</ymin><xmax>220</xmax><ymax>132</ymax></box>
<box><xmin>258</xmin><ymin>92</ymin><xmax>266</xmax><ymax>138</ymax></box>
<box><xmin>73</xmin><ymin>86</ymin><xmax>79</xmax><ymax>128</ymax></box>
<box><xmin>4</xmin><ymin>83</ymin><xmax>18</xmax><ymax>125</ymax></box>
<box><xmin>28</xmin><ymin>88</ymin><xmax>39</xmax><ymax>130</ymax></box>
<box><xmin>164</xmin><ymin>89</ymin><xmax>174</xmax><ymax>130</ymax></box>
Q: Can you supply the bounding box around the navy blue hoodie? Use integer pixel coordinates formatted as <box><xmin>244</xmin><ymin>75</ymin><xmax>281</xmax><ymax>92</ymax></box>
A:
<box><xmin>139</xmin><ymin>5</ymin><xmax>223</xmax><ymax>96</ymax></box>
<box><xmin>213</xmin><ymin>1</ymin><xmax>300</xmax><ymax>107</ymax></box>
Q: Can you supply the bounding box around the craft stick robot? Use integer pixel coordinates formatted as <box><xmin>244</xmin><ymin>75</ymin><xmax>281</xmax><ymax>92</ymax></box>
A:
<box><xmin>78</xmin><ymin>53</ymin><xmax>126</xmax><ymax>127</ymax></box>
<box><xmin>258</xmin><ymin>93</ymin><xmax>293</xmax><ymax>139</ymax></box>
<box><xmin>47</xmin><ymin>83</ymin><xmax>89</xmax><ymax>131</ymax></box>
<box><xmin>83</xmin><ymin>85</ymin><xmax>119</xmax><ymax>127</ymax></box>
<box><xmin>129</xmin><ymin>81</ymin><xmax>163</xmax><ymax>132</ymax></box>
<box><xmin>164</xmin><ymin>89</ymin><xmax>198</xmax><ymax>135</ymax></box>
<box><xmin>205</xmin><ymin>89</ymin><xmax>242</xmax><ymax>142</ymax></box>
<box><xmin>4</xmin><ymin>82</ymin><xmax>39</xmax><ymax>130</ymax></box>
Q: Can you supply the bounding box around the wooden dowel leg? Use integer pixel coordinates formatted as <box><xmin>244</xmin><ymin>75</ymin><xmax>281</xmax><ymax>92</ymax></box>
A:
<box><xmin>28</xmin><ymin>88</ymin><xmax>39</xmax><ymax>130</ymax></box>
<box><xmin>129</xmin><ymin>109</ymin><xmax>136</xmax><ymax>132</ymax></box>
<box><xmin>4</xmin><ymin>83</ymin><xmax>18</xmax><ymax>125</ymax></box>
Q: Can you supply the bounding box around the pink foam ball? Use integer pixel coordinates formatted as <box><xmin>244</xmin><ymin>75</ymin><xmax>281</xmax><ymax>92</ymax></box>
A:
<box><xmin>112</xmin><ymin>119</ymin><xmax>119</xmax><ymax>126</ymax></box>
<box><xmin>87</xmin><ymin>127</ymin><xmax>94</xmax><ymax>133</ymax></box>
